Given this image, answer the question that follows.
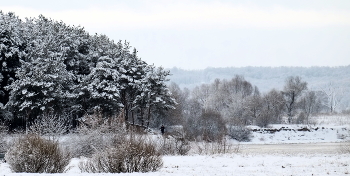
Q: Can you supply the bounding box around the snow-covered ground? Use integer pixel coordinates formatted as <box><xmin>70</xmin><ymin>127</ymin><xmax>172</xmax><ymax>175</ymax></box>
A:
<box><xmin>1</xmin><ymin>115</ymin><xmax>349</xmax><ymax>175</ymax></box>
<box><xmin>247</xmin><ymin>124</ymin><xmax>349</xmax><ymax>144</ymax></box>
<box><xmin>1</xmin><ymin>151</ymin><xmax>349</xmax><ymax>176</ymax></box>
<box><xmin>244</xmin><ymin>114</ymin><xmax>350</xmax><ymax>144</ymax></box>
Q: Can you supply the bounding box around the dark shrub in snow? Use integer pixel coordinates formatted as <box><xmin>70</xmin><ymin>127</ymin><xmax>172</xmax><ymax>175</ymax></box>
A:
<box><xmin>185</xmin><ymin>110</ymin><xmax>226</xmax><ymax>142</ymax></box>
<box><xmin>228</xmin><ymin>126</ymin><xmax>252</xmax><ymax>142</ymax></box>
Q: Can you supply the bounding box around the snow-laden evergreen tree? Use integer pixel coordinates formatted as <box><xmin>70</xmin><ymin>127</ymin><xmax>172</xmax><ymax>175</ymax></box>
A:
<box><xmin>82</xmin><ymin>55</ymin><xmax>122</xmax><ymax>115</ymax></box>
<box><xmin>5</xmin><ymin>15</ymin><xmax>75</xmax><ymax>127</ymax></box>
<box><xmin>73</xmin><ymin>34</ymin><xmax>123</xmax><ymax>116</ymax></box>
<box><xmin>116</xmin><ymin>42</ymin><xmax>150</xmax><ymax>123</ymax></box>
<box><xmin>0</xmin><ymin>12</ymin><xmax>26</xmax><ymax>121</ymax></box>
<box><xmin>6</xmin><ymin>56</ymin><xmax>74</xmax><ymax>124</ymax></box>
<box><xmin>141</xmin><ymin>66</ymin><xmax>176</xmax><ymax>127</ymax></box>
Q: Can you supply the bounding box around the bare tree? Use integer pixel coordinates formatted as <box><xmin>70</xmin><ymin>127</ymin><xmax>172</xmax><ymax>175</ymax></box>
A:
<box><xmin>243</xmin><ymin>87</ymin><xmax>263</xmax><ymax>125</ymax></box>
<box><xmin>282</xmin><ymin>76</ymin><xmax>308</xmax><ymax>123</ymax></box>
<box><xmin>266</xmin><ymin>89</ymin><xmax>285</xmax><ymax>123</ymax></box>
<box><xmin>192</xmin><ymin>84</ymin><xmax>211</xmax><ymax>110</ymax></box>
<box><xmin>184</xmin><ymin>109</ymin><xmax>225</xmax><ymax>142</ymax></box>
<box><xmin>299</xmin><ymin>90</ymin><xmax>327</xmax><ymax>123</ymax></box>
<box><xmin>322</xmin><ymin>82</ymin><xmax>344</xmax><ymax>113</ymax></box>
<box><xmin>255</xmin><ymin>89</ymin><xmax>285</xmax><ymax>127</ymax></box>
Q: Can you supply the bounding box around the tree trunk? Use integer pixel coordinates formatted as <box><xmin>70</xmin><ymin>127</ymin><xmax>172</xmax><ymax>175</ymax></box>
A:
<box><xmin>146</xmin><ymin>106</ymin><xmax>151</xmax><ymax>128</ymax></box>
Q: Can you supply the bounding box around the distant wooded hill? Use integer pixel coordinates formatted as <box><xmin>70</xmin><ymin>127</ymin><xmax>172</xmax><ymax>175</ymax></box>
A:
<box><xmin>168</xmin><ymin>66</ymin><xmax>350</xmax><ymax>111</ymax></box>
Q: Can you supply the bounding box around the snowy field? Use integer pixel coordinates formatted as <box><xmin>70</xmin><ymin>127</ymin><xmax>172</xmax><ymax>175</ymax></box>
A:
<box><xmin>1</xmin><ymin>115</ymin><xmax>349</xmax><ymax>176</ymax></box>
<box><xmin>1</xmin><ymin>147</ymin><xmax>349</xmax><ymax>176</ymax></box>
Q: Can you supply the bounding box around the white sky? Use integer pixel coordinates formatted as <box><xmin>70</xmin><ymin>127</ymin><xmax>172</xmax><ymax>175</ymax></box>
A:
<box><xmin>2</xmin><ymin>0</ymin><xmax>350</xmax><ymax>69</ymax></box>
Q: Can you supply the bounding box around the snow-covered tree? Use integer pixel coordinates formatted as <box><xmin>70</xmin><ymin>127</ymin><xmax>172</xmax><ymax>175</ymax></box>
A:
<box><xmin>81</xmin><ymin>55</ymin><xmax>122</xmax><ymax>115</ymax></box>
<box><xmin>138</xmin><ymin>66</ymin><xmax>176</xmax><ymax>127</ymax></box>
<box><xmin>255</xmin><ymin>89</ymin><xmax>285</xmax><ymax>127</ymax></box>
<box><xmin>282</xmin><ymin>76</ymin><xmax>308</xmax><ymax>123</ymax></box>
<box><xmin>0</xmin><ymin>12</ymin><xmax>26</xmax><ymax>120</ymax></box>
<box><xmin>116</xmin><ymin>43</ymin><xmax>149</xmax><ymax>123</ymax></box>
<box><xmin>164</xmin><ymin>82</ymin><xmax>186</xmax><ymax>126</ymax></box>
<box><xmin>322</xmin><ymin>82</ymin><xmax>344</xmax><ymax>113</ymax></box>
<box><xmin>5</xmin><ymin>15</ymin><xmax>78</xmax><ymax>127</ymax></box>
<box><xmin>6</xmin><ymin>56</ymin><xmax>74</xmax><ymax>123</ymax></box>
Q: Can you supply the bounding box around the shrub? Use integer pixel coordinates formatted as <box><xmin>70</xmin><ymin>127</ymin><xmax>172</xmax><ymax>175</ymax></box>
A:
<box><xmin>227</xmin><ymin>126</ymin><xmax>252</xmax><ymax>142</ymax></box>
<box><xmin>29</xmin><ymin>112</ymin><xmax>71</xmax><ymax>136</ymax></box>
<box><xmin>184</xmin><ymin>110</ymin><xmax>226</xmax><ymax>142</ymax></box>
<box><xmin>67</xmin><ymin>132</ymin><xmax>106</xmax><ymax>158</ymax></box>
<box><xmin>193</xmin><ymin>138</ymin><xmax>241</xmax><ymax>155</ymax></box>
<box><xmin>66</xmin><ymin>132</ymin><xmax>126</xmax><ymax>158</ymax></box>
<box><xmin>0</xmin><ymin>121</ymin><xmax>8</xmax><ymax>154</ymax></box>
<box><xmin>5</xmin><ymin>134</ymin><xmax>71</xmax><ymax>173</ymax></box>
<box><xmin>159</xmin><ymin>135</ymin><xmax>191</xmax><ymax>156</ymax></box>
<box><xmin>173</xmin><ymin>137</ymin><xmax>191</xmax><ymax>155</ymax></box>
<box><xmin>296</xmin><ymin>112</ymin><xmax>306</xmax><ymax>124</ymax></box>
<box><xmin>79</xmin><ymin>135</ymin><xmax>163</xmax><ymax>173</ymax></box>
<box><xmin>256</xmin><ymin>112</ymin><xmax>272</xmax><ymax>128</ymax></box>
<box><xmin>158</xmin><ymin>126</ymin><xmax>191</xmax><ymax>155</ymax></box>
<box><xmin>77</xmin><ymin>111</ymin><xmax>126</xmax><ymax>134</ymax></box>
<box><xmin>67</xmin><ymin>111</ymin><xmax>127</xmax><ymax>158</ymax></box>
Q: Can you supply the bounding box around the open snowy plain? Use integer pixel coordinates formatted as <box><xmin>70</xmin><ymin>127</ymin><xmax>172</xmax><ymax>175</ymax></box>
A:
<box><xmin>1</xmin><ymin>115</ymin><xmax>349</xmax><ymax>176</ymax></box>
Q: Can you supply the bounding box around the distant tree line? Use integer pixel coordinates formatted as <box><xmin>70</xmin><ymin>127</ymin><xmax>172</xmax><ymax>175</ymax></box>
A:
<box><xmin>0</xmin><ymin>12</ymin><xmax>175</xmax><ymax>130</ymax></box>
<box><xmin>164</xmin><ymin>75</ymin><xmax>329</xmax><ymax>141</ymax></box>
<box><xmin>169</xmin><ymin>66</ymin><xmax>350</xmax><ymax>112</ymax></box>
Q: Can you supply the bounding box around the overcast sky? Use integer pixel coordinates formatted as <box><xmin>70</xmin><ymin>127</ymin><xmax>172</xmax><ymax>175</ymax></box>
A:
<box><xmin>2</xmin><ymin>0</ymin><xmax>350</xmax><ymax>70</ymax></box>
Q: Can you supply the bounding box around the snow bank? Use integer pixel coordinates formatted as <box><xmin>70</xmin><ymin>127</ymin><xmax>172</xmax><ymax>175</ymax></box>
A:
<box><xmin>246</xmin><ymin>124</ymin><xmax>350</xmax><ymax>144</ymax></box>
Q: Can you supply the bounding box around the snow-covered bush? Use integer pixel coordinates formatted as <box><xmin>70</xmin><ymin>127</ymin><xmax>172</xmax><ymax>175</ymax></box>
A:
<box><xmin>66</xmin><ymin>112</ymin><xmax>127</xmax><ymax>157</ymax></box>
<box><xmin>79</xmin><ymin>135</ymin><xmax>163</xmax><ymax>173</ymax></box>
<box><xmin>67</xmin><ymin>132</ymin><xmax>106</xmax><ymax>158</ymax></box>
<box><xmin>158</xmin><ymin>135</ymin><xmax>191</xmax><ymax>155</ymax></box>
<box><xmin>77</xmin><ymin>111</ymin><xmax>126</xmax><ymax>134</ymax></box>
<box><xmin>5</xmin><ymin>134</ymin><xmax>71</xmax><ymax>173</ymax></box>
<box><xmin>173</xmin><ymin>137</ymin><xmax>191</xmax><ymax>155</ymax></box>
<box><xmin>0</xmin><ymin>121</ymin><xmax>8</xmax><ymax>154</ymax></box>
<box><xmin>192</xmin><ymin>138</ymin><xmax>241</xmax><ymax>155</ymax></box>
<box><xmin>29</xmin><ymin>112</ymin><xmax>71</xmax><ymax>136</ymax></box>
<box><xmin>227</xmin><ymin>126</ymin><xmax>252</xmax><ymax>142</ymax></box>
<box><xmin>66</xmin><ymin>132</ymin><xmax>126</xmax><ymax>158</ymax></box>
<box><xmin>184</xmin><ymin>110</ymin><xmax>226</xmax><ymax>142</ymax></box>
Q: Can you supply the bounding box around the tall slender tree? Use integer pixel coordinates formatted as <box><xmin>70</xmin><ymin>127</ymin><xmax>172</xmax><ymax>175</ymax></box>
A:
<box><xmin>282</xmin><ymin>76</ymin><xmax>307</xmax><ymax>123</ymax></box>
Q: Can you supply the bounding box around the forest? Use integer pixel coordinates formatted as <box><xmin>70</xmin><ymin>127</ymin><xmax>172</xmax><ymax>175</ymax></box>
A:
<box><xmin>0</xmin><ymin>12</ymin><xmax>175</xmax><ymax>131</ymax></box>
